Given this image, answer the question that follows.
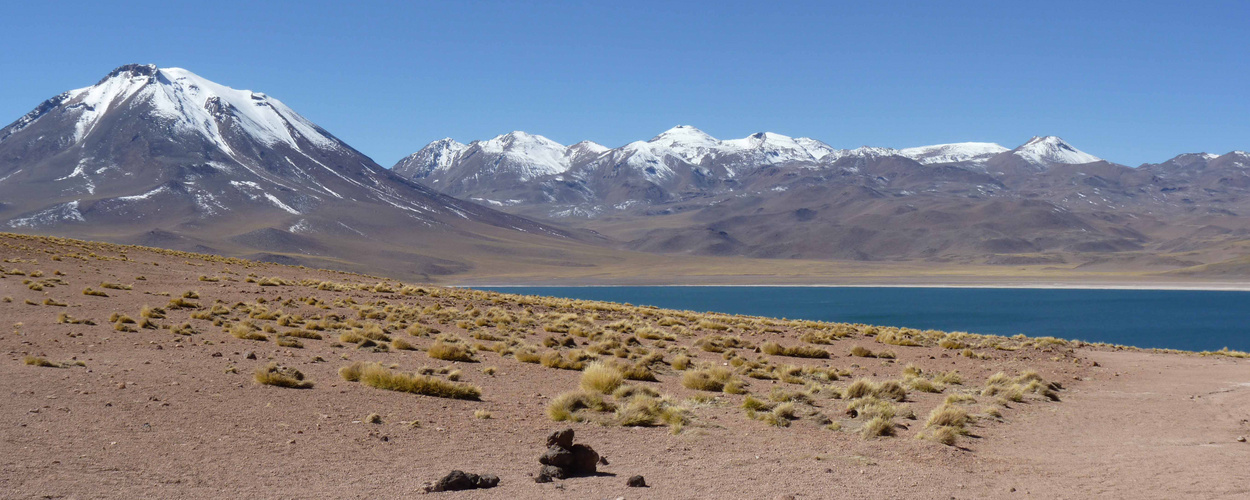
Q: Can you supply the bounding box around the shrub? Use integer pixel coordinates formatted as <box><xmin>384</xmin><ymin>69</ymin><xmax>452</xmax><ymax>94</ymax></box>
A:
<box><xmin>539</xmin><ymin>350</ymin><xmax>587</xmax><ymax>370</ymax></box>
<box><xmin>861</xmin><ymin>416</ymin><xmax>895</xmax><ymax>438</ymax></box>
<box><xmin>681</xmin><ymin>366</ymin><xmax>733</xmax><ymax>392</ymax></box>
<box><xmin>230</xmin><ymin>323</ymin><xmax>268</xmax><ymax>341</ymax></box>
<box><xmin>926</xmin><ymin>405</ymin><xmax>969</xmax><ymax>429</ymax></box>
<box><xmin>82</xmin><ymin>287</ymin><xmax>108</xmax><ymax>297</ymax></box>
<box><xmin>342</xmin><ymin>362</ymin><xmax>481</xmax><ymax>400</ymax></box>
<box><xmin>388</xmin><ymin>337</ymin><xmax>415</xmax><ymax>350</ymax></box>
<box><xmin>849</xmin><ymin>345</ymin><xmax>875</xmax><ymax>358</ymax></box>
<box><xmin>282</xmin><ymin>330</ymin><xmax>323</xmax><ymax>340</ymax></box>
<box><xmin>845</xmin><ymin>378</ymin><xmax>907</xmax><ymax>401</ymax></box>
<box><xmin>671</xmin><ymin>354</ymin><xmax>691</xmax><ymax>371</ymax></box>
<box><xmin>548</xmin><ymin>390</ymin><xmax>614</xmax><ymax>421</ymax></box>
<box><xmin>580</xmin><ymin>362</ymin><xmax>625</xmax><ymax>394</ymax></box>
<box><xmin>254</xmin><ymin>363</ymin><xmax>313</xmax><ymax>388</ymax></box>
<box><xmin>761</xmin><ymin>341</ymin><xmax>830</xmax><ymax>359</ymax></box>
<box><xmin>927</xmin><ymin>425</ymin><xmax>958</xmax><ymax>445</ymax></box>
<box><xmin>23</xmin><ymin>356</ymin><xmax>61</xmax><ymax>368</ymax></box>
<box><xmin>276</xmin><ymin>337</ymin><xmax>303</xmax><ymax>348</ymax></box>
<box><xmin>428</xmin><ymin>339</ymin><xmax>475</xmax><ymax>362</ymax></box>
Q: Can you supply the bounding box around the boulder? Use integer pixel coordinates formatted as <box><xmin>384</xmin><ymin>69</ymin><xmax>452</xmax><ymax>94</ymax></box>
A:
<box><xmin>569</xmin><ymin>444</ymin><xmax>600</xmax><ymax>474</ymax></box>
<box><xmin>546</xmin><ymin>428</ymin><xmax>575</xmax><ymax>449</ymax></box>
<box><xmin>539</xmin><ymin>446</ymin><xmax>574</xmax><ymax>468</ymax></box>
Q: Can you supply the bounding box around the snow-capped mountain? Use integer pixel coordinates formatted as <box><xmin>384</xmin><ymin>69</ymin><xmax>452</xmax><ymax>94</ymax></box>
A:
<box><xmin>392</xmin><ymin>138</ymin><xmax>466</xmax><ymax>179</ymax></box>
<box><xmin>899</xmin><ymin>142</ymin><xmax>1009</xmax><ymax>165</ymax></box>
<box><xmin>0</xmin><ymin>64</ymin><xmax>579</xmax><ymax>280</ymax></box>
<box><xmin>1011</xmin><ymin>136</ymin><xmax>1101</xmax><ymax>166</ymax></box>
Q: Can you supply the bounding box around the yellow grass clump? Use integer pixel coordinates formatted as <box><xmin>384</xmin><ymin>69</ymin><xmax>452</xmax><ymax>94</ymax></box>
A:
<box><xmin>428</xmin><ymin>338</ymin><xmax>476</xmax><ymax>362</ymax></box>
<box><xmin>548</xmin><ymin>390</ymin><xmax>615</xmax><ymax>421</ymax></box>
<box><xmin>254</xmin><ymin>363</ymin><xmax>313</xmax><ymax>388</ymax></box>
<box><xmin>681</xmin><ymin>366</ymin><xmax>735</xmax><ymax>392</ymax></box>
<box><xmin>23</xmin><ymin>356</ymin><xmax>62</xmax><ymax>368</ymax></box>
<box><xmin>580</xmin><ymin>362</ymin><xmax>625</xmax><ymax>394</ymax></box>
<box><xmin>340</xmin><ymin>361</ymin><xmax>481</xmax><ymax>400</ymax></box>
<box><xmin>761</xmin><ymin>341</ymin><xmax>830</xmax><ymax>359</ymax></box>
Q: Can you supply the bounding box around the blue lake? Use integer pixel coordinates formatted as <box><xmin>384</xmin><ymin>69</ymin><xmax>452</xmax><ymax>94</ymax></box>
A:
<box><xmin>474</xmin><ymin>286</ymin><xmax>1250</xmax><ymax>352</ymax></box>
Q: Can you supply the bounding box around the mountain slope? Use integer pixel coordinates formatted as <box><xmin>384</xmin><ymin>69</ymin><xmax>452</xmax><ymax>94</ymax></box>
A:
<box><xmin>0</xmin><ymin>64</ymin><xmax>607</xmax><ymax>280</ymax></box>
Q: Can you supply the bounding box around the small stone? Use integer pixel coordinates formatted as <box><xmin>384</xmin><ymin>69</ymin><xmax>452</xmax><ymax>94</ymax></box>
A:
<box><xmin>1238</xmin><ymin>436</ymin><xmax>1246</xmax><ymax>442</ymax></box>
<box><xmin>626</xmin><ymin>475</ymin><xmax>647</xmax><ymax>487</ymax></box>
<box><xmin>546</xmin><ymin>428</ymin><xmax>574</xmax><ymax>449</ymax></box>
<box><xmin>245</xmin><ymin>351</ymin><xmax>257</xmax><ymax>360</ymax></box>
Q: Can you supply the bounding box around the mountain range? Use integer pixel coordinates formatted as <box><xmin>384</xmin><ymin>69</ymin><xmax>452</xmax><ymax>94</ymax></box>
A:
<box><xmin>3</xmin><ymin>64</ymin><xmax>1249</xmax><ymax>282</ymax></box>
<box><xmin>0</xmin><ymin>64</ymin><xmax>609</xmax><ymax>280</ymax></box>
<box><xmin>394</xmin><ymin>127</ymin><xmax>1250</xmax><ymax>270</ymax></box>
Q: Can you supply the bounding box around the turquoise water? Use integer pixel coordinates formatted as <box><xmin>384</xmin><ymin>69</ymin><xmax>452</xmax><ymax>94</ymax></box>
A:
<box><xmin>474</xmin><ymin>286</ymin><xmax>1250</xmax><ymax>352</ymax></box>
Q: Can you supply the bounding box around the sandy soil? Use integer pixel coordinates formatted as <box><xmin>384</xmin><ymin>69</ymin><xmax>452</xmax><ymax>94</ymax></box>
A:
<box><xmin>1</xmin><ymin>234</ymin><xmax>1247</xmax><ymax>499</ymax></box>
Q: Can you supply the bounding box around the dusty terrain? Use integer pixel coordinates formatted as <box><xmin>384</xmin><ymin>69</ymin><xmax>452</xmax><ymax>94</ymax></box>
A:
<box><xmin>1</xmin><ymin>233</ymin><xmax>1247</xmax><ymax>499</ymax></box>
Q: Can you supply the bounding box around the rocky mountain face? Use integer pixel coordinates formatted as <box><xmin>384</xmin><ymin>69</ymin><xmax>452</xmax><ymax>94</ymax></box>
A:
<box><xmin>395</xmin><ymin>128</ymin><xmax>1250</xmax><ymax>269</ymax></box>
<box><xmin>0</xmin><ymin>64</ymin><xmax>598</xmax><ymax>280</ymax></box>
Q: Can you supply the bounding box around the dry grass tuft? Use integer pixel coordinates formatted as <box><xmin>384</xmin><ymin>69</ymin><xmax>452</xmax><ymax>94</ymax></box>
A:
<box><xmin>428</xmin><ymin>338</ymin><xmax>476</xmax><ymax>362</ymax></box>
<box><xmin>548</xmin><ymin>390</ymin><xmax>615</xmax><ymax>421</ymax></box>
<box><xmin>580</xmin><ymin>362</ymin><xmax>625</xmax><ymax>394</ymax></box>
<box><xmin>681</xmin><ymin>366</ymin><xmax>735</xmax><ymax>393</ymax></box>
<box><xmin>23</xmin><ymin>356</ymin><xmax>62</xmax><ymax>368</ymax></box>
<box><xmin>761</xmin><ymin>341</ymin><xmax>830</xmax><ymax>359</ymax></box>
<box><xmin>230</xmin><ymin>323</ymin><xmax>268</xmax><ymax>341</ymax></box>
<box><xmin>341</xmin><ymin>361</ymin><xmax>481</xmax><ymax>400</ymax></box>
<box><xmin>254</xmin><ymin>362</ymin><xmax>313</xmax><ymax>388</ymax></box>
<box><xmin>860</xmin><ymin>416</ymin><xmax>896</xmax><ymax>438</ymax></box>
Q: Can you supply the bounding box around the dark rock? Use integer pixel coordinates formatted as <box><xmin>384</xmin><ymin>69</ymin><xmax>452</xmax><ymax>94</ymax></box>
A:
<box><xmin>534</xmin><ymin>473</ymin><xmax>552</xmax><ymax>484</ymax></box>
<box><xmin>244</xmin><ymin>351</ymin><xmax>257</xmax><ymax>360</ymax></box>
<box><xmin>540</xmin><ymin>446</ymin><xmax>574</xmax><ymax>467</ymax></box>
<box><xmin>433</xmin><ymin>470</ymin><xmax>475</xmax><ymax>492</ymax></box>
<box><xmin>568</xmin><ymin>444</ymin><xmax>599</xmax><ymax>474</ymax></box>
<box><xmin>427</xmin><ymin>470</ymin><xmax>499</xmax><ymax>492</ymax></box>
<box><xmin>598</xmin><ymin>456</ymin><xmax>609</xmax><ymax>466</ymax></box>
<box><xmin>547</xmin><ymin>428</ymin><xmax>575</xmax><ymax>449</ymax></box>
<box><xmin>627</xmin><ymin>475</ymin><xmax>647</xmax><ymax>487</ymax></box>
<box><xmin>474</xmin><ymin>474</ymin><xmax>500</xmax><ymax>488</ymax></box>
<box><xmin>539</xmin><ymin>464</ymin><xmax>569</xmax><ymax>480</ymax></box>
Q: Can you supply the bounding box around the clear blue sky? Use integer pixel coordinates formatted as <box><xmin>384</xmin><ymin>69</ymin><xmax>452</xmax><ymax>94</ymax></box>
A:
<box><xmin>2</xmin><ymin>0</ymin><xmax>1246</xmax><ymax>166</ymax></box>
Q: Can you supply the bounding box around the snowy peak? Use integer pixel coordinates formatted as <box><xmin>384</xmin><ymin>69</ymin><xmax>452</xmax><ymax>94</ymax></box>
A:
<box><xmin>648</xmin><ymin>125</ymin><xmax>721</xmax><ymax>164</ymax></box>
<box><xmin>393</xmin><ymin>138</ymin><xmax>466</xmax><ymax>178</ymax></box>
<box><xmin>794</xmin><ymin>137</ymin><xmax>835</xmax><ymax>160</ymax></box>
<box><xmin>46</xmin><ymin>64</ymin><xmax>344</xmax><ymax>155</ymax></box>
<box><xmin>1012</xmin><ymin>136</ymin><xmax>1100</xmax><ymax>166</ymax></box>
<box><xmin>899</xmin><ymin>142</ymin><xmax>1008</xmax><ymax>165</ymax></box>
<box><xmin>564</xmin><ymin>140</ymin><xmax>609</xmax><ymax>164</ymax></box>
<box><xmin>471</xmin><ymin>131</ymin><xmax>569</xmax><ymax>179</ymax></box>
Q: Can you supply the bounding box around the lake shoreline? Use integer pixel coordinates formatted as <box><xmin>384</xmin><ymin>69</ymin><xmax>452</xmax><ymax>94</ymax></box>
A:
<box><xmin>464</xmin><ymin>282</ymin><xmax>1250</xmax><ymax>292</ymax></box>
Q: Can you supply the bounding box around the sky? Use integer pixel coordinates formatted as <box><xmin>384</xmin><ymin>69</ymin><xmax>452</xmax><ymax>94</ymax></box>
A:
<box><xmin>1</xmin><ymin>0</ymin><xmax>1247</xmax><ymax>167</ymax></box>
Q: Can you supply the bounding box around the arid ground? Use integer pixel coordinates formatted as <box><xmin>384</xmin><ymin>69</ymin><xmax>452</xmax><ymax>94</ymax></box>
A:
<box><xmin>1</xmin><ymin>233</ymin><xmax>1247</xmax><ymax>499</ymax></box>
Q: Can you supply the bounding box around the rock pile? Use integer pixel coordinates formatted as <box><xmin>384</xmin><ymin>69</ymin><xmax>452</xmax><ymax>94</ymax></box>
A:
<box><xmin>535</xmin><ymin>428</ymin><xmax>600</xmax><ymax>482</ymax></box>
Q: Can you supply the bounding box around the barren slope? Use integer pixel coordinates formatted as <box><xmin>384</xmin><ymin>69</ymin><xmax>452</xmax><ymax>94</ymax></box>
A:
<box><xmin>2</xmin><ymin>234</ymin><xmax>1247</xmax><ymax>498</ymax></box>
